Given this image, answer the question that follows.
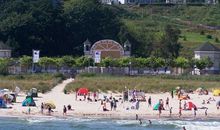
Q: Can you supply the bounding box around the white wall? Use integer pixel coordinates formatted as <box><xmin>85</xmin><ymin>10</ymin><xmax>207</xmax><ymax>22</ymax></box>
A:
<box><xmin>0</xmin><ymin>50</ymin><xmax>11</xmax><ymax>58</ymax></box>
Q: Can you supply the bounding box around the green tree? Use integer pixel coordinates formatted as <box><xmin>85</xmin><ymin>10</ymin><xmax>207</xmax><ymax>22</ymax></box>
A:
<box><xmin>75</xmin><ymin>56</ymin><xmax>94</xmax><ymax>67</ymax></box>
<box><xmin>0</xmin><ymin>58</ymin><xmax>10</xmax><ymax>75</ymax></box>
<box><xmin>116</xmin><ymin>57</ymin><xmax>131</xmax><ymax>67</ymax></box>
<box><xmin>148</xmin><ymin>57</ymin><xmax>165</xmax><ymax>72</ymax></box>
<box><xmin>160</xmin><ymin>25</ymin><xmax>182</xmax><ymax>58</ymax></box>
<box><xmin>195</xmin><ymin>57</ymin><xmax>213</xmax><ymax>74</ymax></box>
<box><xmin>60</xmin><ymin>56</ymin><xmax>75</xmax><ymax>68</ymax></box>
<box><xmin>174</xmin><ymin>57</ymin><xmax>189</xmax><ymax>74</ymax></box>
<box><xmin>100</xmin><ymin>57</ymin><xmax>115</xmax><ymax>67</ymax></box>
<box><xmin>39</xmin><ymin>57</ymin><xmax>56</xmax><ymax>72</ymax></box>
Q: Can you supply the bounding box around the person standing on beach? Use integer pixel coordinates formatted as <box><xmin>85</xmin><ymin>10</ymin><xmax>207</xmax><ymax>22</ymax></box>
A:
<box><xmin>93</xmin><ymin>92</ymin><xmax>97</xmax><ymax>101</ymax></box>
<box><xmin>41</xmin><ymin>103</ymin><xmax>44</xmax><ymax>114</ymax></box>
<box><xmin>179</xmin><ymin>100</ymin><xmax>182</xmax><ymax>118</ymax></box>
<box><xmin>113</xmin><ymin>98</ymin><xmax>117</xmax><ymax>111</ymax></box>
<box><xmin>179</xmin><ymin>107</ymin><xmax>182</xmax><ymax>118</ymax></box>
<box><xmin>48</xmin><ymin>106</ymin><xmax>52</xmax><ymax>115</ymax></box>
<box><xmin>171</xmin><ymin>90</ymin><xmax>174</xmax><ymax>99</ymax></box>
<box><xmin>28</xmin><ymin>107</ymin><xmax>31</xmax><ymax>114</ymax></box>
<box><xmin>194</xmin><ymin>107</ymin><xmax>197</xmax><ymax>118</ymax></box>
<box><xmin>110</xmin><ymin>99</ymin><xmax>114</xmax><ymax>111</ymax></box>
<box><xmin>63</xmin><ymin>105</ymin><xmax>67</xmax><ymax>116</ymax></box>
<box><xmin>136</xmin><ymin>114</ymin><xmax>138</xmax><ymax>120</ymax></box>
<box><xmin>83</xmin><ymin>93</ymin><xmax>86</xmax><ymax>101</ymax></box>
<box><xmin>148</xmin><ymin>96</ymin><xmax>152</xmax><ymax>107</ymax></box>
<box><xmin>169</xmin><ymin>107</ymin><xmax>173</xmax><ymax>117</ymax></box>
<box><xmin>166</xmin><ymin>97</ymin><xmax>169</xmax><ymax>109</ymax></box>
<box><xmin>205</xmin><ymin>108</ymin><xmax>208</xmax><ymax>116</ymax></box>
<box><xmin>158</xmin><ymin>103</ymin><xmax>162</xmax><ymax>118</ymax></box>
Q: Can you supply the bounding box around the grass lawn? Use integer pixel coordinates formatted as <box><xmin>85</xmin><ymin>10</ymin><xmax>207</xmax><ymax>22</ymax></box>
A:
<box><xmin>0</xmin><ymin>73</ymin><xmax>65</xmax><ymax>93</ymax></box>
<box><xmin>65</xmin><ymin>74</ymin><xmax>220</xmax><ymax>93</ymax></box>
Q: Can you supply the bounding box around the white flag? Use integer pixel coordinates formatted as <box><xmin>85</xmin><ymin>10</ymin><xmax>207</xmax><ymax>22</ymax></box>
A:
<box><xmin>33</xmin><ymin>50</ymin><xmax>40</xmax><ymax>63</ymax></box>
<box><xmin>94</xmin><ymin>51</ymin><xmax>101</xmax><ymax>63</ymax></box>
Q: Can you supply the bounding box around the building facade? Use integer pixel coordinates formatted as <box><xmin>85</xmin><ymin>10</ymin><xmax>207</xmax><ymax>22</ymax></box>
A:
<box><xmin>0</xmin><ymin>41</ymin><xmax>11</xmax><ymax>58</ymax></box>
<box><xmin>194</xmin><ymin>42</ymin><xmax>220</xmax><ymax>75</ymax></box>
<box><xmin>83</xmin><ymin>39</ymin><xmax>131</xmax><ymax>62</ymax></box>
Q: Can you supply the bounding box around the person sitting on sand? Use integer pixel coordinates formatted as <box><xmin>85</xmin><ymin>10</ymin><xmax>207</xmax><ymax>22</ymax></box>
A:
<box><xmin>67</xmin><ymin>104</ymin><xmax>72</xmax><ymax>110</ymax></box>
<box><xmin>202</xmin><ymin>100</ymin><xmax>206</xmax><ymax>104</ymax></box>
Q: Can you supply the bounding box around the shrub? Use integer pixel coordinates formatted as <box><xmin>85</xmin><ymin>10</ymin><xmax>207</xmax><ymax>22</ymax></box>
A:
<box><xmin>215</xmin><ymin>38</ymin><xmax>219</xmax><ymax>43</ymax></box>
<box><xmin>206</xmin><ymin>35</ymin><xmax>212</xmax><ymax>39</ymax></box>
<box><xmin>78</xmin><ymin>72</ymin><xmax>96</xmax><ymax>77</ymax></box>
<box><xmin>200</xmin><ymin>31</ymin><xmax>205</xmax><ymax>35</ymax></box>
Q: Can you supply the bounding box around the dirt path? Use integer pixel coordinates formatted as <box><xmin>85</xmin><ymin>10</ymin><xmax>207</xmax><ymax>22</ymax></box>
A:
<box><xmin>37</xmin><ymin>78</ymin><xmax>74</xmax><ymax>111</ymax></box>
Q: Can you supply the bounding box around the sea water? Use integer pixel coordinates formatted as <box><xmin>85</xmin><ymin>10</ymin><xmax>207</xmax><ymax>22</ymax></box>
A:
<box><xmin>0</xmin><ymin>117</ymin><xmax>220</xmax><ymax>130</ymax></box>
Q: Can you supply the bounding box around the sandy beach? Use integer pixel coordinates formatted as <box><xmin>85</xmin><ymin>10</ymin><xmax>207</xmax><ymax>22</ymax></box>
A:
<box><xmin>1</xmin><ymin>78</ymin><xmax>220</xmax><ymax>120</ymax></box>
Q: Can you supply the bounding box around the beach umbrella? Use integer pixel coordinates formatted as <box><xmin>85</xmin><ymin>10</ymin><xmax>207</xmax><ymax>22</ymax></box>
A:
<box><xmin>77</xmin><ymin>88</ymin><xmax>89</xmax><ymax>95</ymax></box>
<box><xmin>213</xmin><ymin>89</ymin><xmax>220</xmax><ymax>96</ymax></box>
<box><xmin>44</xmin><ymin>101</ymin><xmax>56</xmax><ymax>109</ymax></box>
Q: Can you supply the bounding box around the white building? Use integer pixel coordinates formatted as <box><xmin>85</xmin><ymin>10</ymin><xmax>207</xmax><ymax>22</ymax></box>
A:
<box><xmin>194</xmin><ymin>42</ymin><xmax>220</xmax><ymax>75</ymax></box>
<box><xmin>101</xmin><ymin>0</ymin><xmax>125</xmax><ymax>4</ymax></box>
<box><xmin>0</xmin><ymin>41</ymin><xmax>11</xmax><ymax>58</ymax></box>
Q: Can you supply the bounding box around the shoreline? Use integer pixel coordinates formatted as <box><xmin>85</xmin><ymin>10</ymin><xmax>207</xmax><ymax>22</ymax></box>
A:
<box><xmin>0</xmin><ymin>111</ymin><xmax>220</xmax><ymax>121</ymax></box>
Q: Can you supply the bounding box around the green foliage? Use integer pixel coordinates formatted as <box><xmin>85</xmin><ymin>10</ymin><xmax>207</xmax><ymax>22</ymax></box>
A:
<box><xmin>60</xmin><ymin>56</ymin><xmax>75</xmax><ymax>67</ymax></box>
<box><xmin>39</xmin><ymin>57</ymin><xmax>56</xmax><ymax>71</ymax></box>
<box><xmin>0</xmin><ymin>58</ymin><xmax>10</xmax><ymax>75</ymax></box>
<box><xmin>160</xmin><ymin>25</ymin><xmax>182</xmax><ymax>58</ymax></box>
<box><xmin>75</xmin><ymin>56</ymin><xmax>94</xmax><ymax>67</ymax></box>
<box><xmin>65</xmin><ymin>75</ymin><xmax>220</xmax><ymax>93</ymax></box>
<box><xmin>100</xmin><ymin>57</ymin><xmax>115</xmax><ymax>67</ymax></box>
<box><xmin>206</xmin><ymin>35</ymin><xmax>213</xmax><ymax>39</ymax></box>
<box><xmin>148</xmin><ymin>57</ymin><xmax>165</xmax><ymax>71</ymax></box>
<box><xmin>174</xmin><ymin>57</ymin><xmax>189</xmax><ymax>69</ymax></box>
<box><xmin>195</xmin><ymin>57</ymin><xmax>213</xmax><ymax>70</ymax></box>
<box><xmin>19</xmin><ymin>55</ymin><xmax>32</xmax><ymax>67</ymax></box>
